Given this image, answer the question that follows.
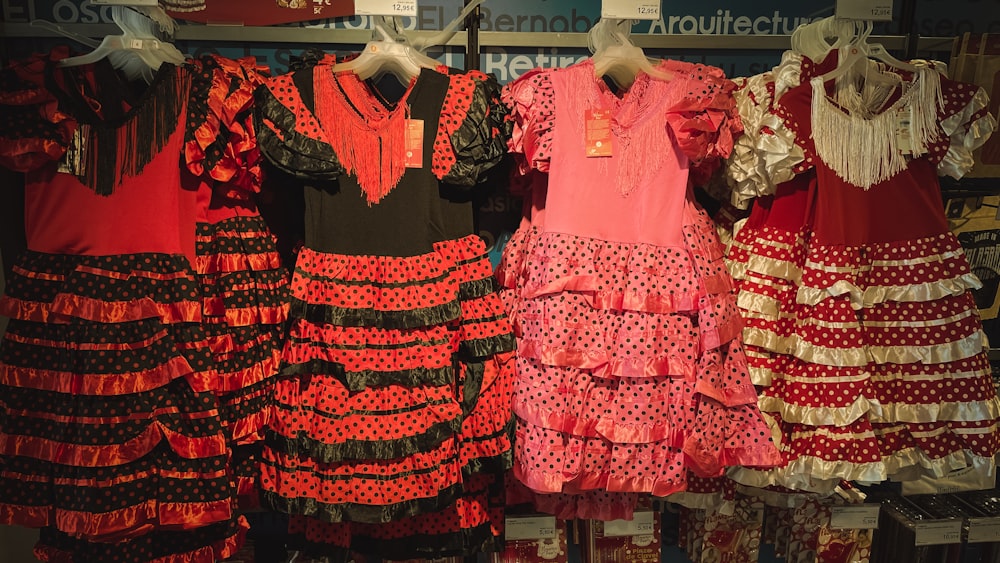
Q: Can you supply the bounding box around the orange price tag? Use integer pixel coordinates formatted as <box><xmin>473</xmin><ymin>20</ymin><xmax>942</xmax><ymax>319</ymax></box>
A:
<box><xmin>586</xmin><ymin>109</ymin><xmax>613</xmax><ymax>157</ymax></box>
<box><xmin>405</xmin><ymin>118</ymin><xmax>424</xmax><ymax>168</ymax></box>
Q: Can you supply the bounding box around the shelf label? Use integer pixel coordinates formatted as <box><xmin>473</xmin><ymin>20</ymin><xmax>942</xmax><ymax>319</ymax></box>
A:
<box><xmin>354</xmin><ymin>0</ymin><xmax>417</xmax><ymax>17</ymax></box>
<box><xmin>830</xmin><ymin>505</ymin><xmax>881</xmax><ymax>530</ymax></box>
<box><xmin>914</xmin><ymin>520</ymin><xmax>963</xmax><ymax>546</ymax></box>
<box><xmin>604</xmin><ymin>511</ymin><xmax>655</xmax><ymax>537</ymax></box>
<box><xmin>968</xmin><ymin>517</ymin><xmax>1000</xmax><ymax>544</ymax></box>
<box><xmin>836</xmin><ymin>0</ymin><xmax>893</xmax><ymax>21</ymax></box>
<box><xmin>506</xmin><ymin>516</ymin><xmax>558</xmax><ymax>541</ymax></box>
<box><xmin>601</xmin><ymin>0</ymin><xmax>661</xmax><ymax>20</ymax></box>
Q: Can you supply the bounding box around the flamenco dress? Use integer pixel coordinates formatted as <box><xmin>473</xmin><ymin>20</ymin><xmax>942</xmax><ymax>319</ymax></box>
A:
<box><xmin>253</xmin><ymin>59</ymin><xmax>515</xmax><ymax>561</ymax></box>
<box><xmin>497</xmin><ymin>59</ymin><xmax>782</xmax><ymax>521</ymax></box>
<box><xmin>726</xmin><ymin>58</ymin><xmax>1000</xmax><ymax>492</ymax></box>
<box><xmin>183</xmin><ymin>55</ymin><xmax>289</xmax><ymax>506</ymax></box>
<box><xmin>0</xmin><ymin>50</ymin><xmax>257</xmax><ymax>561</ymax></box>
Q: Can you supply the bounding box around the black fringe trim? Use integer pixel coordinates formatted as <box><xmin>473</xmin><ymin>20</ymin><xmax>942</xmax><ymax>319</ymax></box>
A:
<box><xmin>264</xmin><ymin>416</ymin><xmax>461</xmax><ymax>462</ymax></box>
<box><xmin>82</xmin><ymin>65</ymin><xmax>189</xmax><ymax>195</ymax></box>
<box><xmin>261</xmin><ymin>482</ymin><xmax>464</xmax><ymax>524</ymax></box>
<box><xmin>288</xmin><ymin>297</ymin><xmax>462</xmax><ymax>329</ymax></box>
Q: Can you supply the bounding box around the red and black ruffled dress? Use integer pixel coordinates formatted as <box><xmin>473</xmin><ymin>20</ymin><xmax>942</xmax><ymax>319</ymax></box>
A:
<box><xmin>254</xmin><ymin>60</ymin><xmax>515</xmax><ymax>561</ymax></box>
<box><xmin>183</xmin><ymin>55</ymin><xmax>289</xmax><ymax>505</ymax></box>
<box><xmin>0</xmin><ymin>50</ymin><xmax>281</xmax><ymax>562</ymax></box>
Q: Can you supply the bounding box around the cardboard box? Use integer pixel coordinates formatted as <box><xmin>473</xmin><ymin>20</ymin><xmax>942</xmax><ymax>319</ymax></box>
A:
<box><xmin>950</xmin><ymin>34</ymin><xmax>1000</xmax><ymax>178</ymax></box>
<box><xmin>492</xmin><ymin>515</ymin><xmax>568</xmax><ymax>563</ymax></box>
<box><xmin>583</xmin><ymin>511</ymin><xmax>662</xmax><ymax>563</ymax></box>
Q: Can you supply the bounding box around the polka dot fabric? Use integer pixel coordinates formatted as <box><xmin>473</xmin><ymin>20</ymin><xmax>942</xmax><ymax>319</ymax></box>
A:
<box><xmin>498</xmin><ymin>61</ymin><xmax>781</xmax><ymax>519</ymax></box>
<box><xmin>264</xmin><ymin>236</ymin><xmax>515</xmax><ymax>530</ymax></box>
<box><xmin>255</xmin><ymin>60</ymin><xmax>514</xmax><ymax>557</ymax></box>
<box><xmin>287</xmin><ymin>471</ymin><xmax>504</xmax><ymax>562</ymax></box>
<box><xmin>0</xmin><ymin>252</ymin><xmax>238</xmax><ymax>543</ymax></box>
<box><xmin>0</xmin><ymin>51</ymin><xmax>75</xmax><ymax>173</ymax></box>
<box><xmin>193</xmin><ymin>212</ymin><xmax>289</xmax><ymax>507</ymax></box>
<box><xmin>34</xmin><ymin>516</ymin><xmax>248</xmax><ymax>563</ymax></box>
<box><xmin>725</xmin><ymin>60</ymin><xmax>1000</xmax><ymax>493</ymax></box>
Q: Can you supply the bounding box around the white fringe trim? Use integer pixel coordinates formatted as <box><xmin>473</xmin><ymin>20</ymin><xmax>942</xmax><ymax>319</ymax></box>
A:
<box><xmin>810</xmin><ymin>67</ymin><xmax>944</xmax><ymax>189</ymax></box>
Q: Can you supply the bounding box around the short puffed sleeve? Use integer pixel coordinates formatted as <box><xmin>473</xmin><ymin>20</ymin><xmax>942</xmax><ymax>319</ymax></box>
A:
<box><xmin>253</xmin><ymin>67</ymin><xmax>344</xmax><ymax>181</ymax></box>
<box><xmin>501</xmin><ymin>68</ymin><xmax>555</xmax><ymax>174</ymax></box>
<box><xmin>0</xmin><ymin>54</ymin><xmax>75</xmax><ymax>173</ymax></box>
<box><xmin>726</xmin><ymin>52</ymin><xmax>816</xmax><ymax>208</ymax></box>
<box><xmin>750</xmin><ymin>82</ymin><xmax>812</xmax><ymax>193</ymax></box>
<box><xmin>184</xmin><ymin>55</ymin><xmax>269</xmax><ymax>198</ymax></box>
<box><xmin>663</xmin><ymin>63</ymin><xmax>744</xmax><ymax>187</ymax></box>
<box><xmin>935</xmin><ymin>76</ymin><xmax>997</xmax><ymax>179</ymax></box>
<box><xmin>432</xmin><ymin>70</ymin><xmax>511</xmax><ymax>187</ymax></box>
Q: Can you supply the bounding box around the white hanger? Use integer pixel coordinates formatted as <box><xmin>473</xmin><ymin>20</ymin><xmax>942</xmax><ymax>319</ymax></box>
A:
<box><xmin>329</xmin><ymin>16</ymin><xmax>441</xmax><ymax>83</ymax></box>
<box><xmin>589</xmin><ymin>18</ymin><xmax>673</xmax><ymax>90</ymax></box>
<box><xmin>30</xmin><ymin>19</ymin><xmax>100</xmax><ymax>49</ymax></box>
<box><xmin>790</xmin><ymin>16</ymin><xmax>856</xmax><ymax>62</ymax></box>
<box><xmin>58</xmin><ymin>7</ymin><xmax>186</xmax><ymax>82</ymax></box>
<box><xmin>816</xmin><ymin>20</ymin><xmax>916</xmax><ymax>85</ymax></box>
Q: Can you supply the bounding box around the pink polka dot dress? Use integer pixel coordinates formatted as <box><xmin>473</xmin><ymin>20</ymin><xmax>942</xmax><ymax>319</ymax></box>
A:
<box><xmin>498</xmin><ymin>59</ymin><xmax>783</xmax><ymax>520</ymax></box>
<box><xmin>725</xmin><ymin>58</ymin><xmax>1000</xmax><ymax>493</ymax></box>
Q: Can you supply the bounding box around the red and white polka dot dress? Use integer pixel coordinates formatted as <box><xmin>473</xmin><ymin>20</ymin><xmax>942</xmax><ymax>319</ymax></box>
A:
<box><xmin>500</xmin><ymin>59</ymin><xmax>782</xmax><ymax>520</ymax></box>
<box><xmin>726</xmin><ymin>59</ymin><xmax>1000</xmax><ymax>492</ymax></box>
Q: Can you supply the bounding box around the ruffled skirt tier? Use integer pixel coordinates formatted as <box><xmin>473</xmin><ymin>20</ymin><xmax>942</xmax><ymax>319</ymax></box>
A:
<box><xmin>727</xmin><ymin>185</ymin><xmax>1000</xmax><ymax>492</ymax></box>
<box><xmin>498</xmin><ymin>202</ymin><xmax>781</xmax><ymax>519</ymax></box>
<box><xmin>0</xmin><ymin>250</ymin><xmax>244</xmax><ymax>560</ymax></box>
<box><xmin>261</xmin><ymin>234</ymin><xmax>515</xmax><ymax>559</ymax></box>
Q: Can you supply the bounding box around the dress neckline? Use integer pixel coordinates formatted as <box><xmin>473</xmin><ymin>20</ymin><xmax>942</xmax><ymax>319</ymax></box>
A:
<box><xmin>44</xmin><ymin>55</ymin><xmax>177</xmax><ymax>131</ymax></box>
<box><xmin>808</xmin><ymin>66</ymin><xmax>944</xmax><ymax>189</ymax></box>
<box><xmin>311</xmin><ymin>65</ymin><xmax>439</xmax><ymax>204</ymax></box>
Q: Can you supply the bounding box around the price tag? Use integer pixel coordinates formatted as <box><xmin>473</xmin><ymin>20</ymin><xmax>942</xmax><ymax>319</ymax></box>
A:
<box><xmin>914</xmin><ymin>520</ymin><xmax>963</xmax><ymax>546</ymax></box>
<box><xmin>830</xmin><ymin>505</ymin><xmax>881</xmax><ymax>530</ymax></box>
<box><xmin>585</xmin><ymin>109</ymin><xmax>613</xmax><ymax>157</ymax></box>
<box><xmin>604</xmin><ymin>511</ymin><xmax>655</xmax><ymax>537</ymax></box>
<box><xmin>836</xmin><ymin>0</ymin><xmax>893</xmax><ymax>21</ymax></box>
<box><xmin>354</xmin><ymin>0</ymin><xmax>417</xmax><ymax>17</ymax></box>
<box><xmin>968</xmin><ymin>517</ymin><xmax>1000</xmax><ymax>543</ymax></box>
<box><xmin>601</xmin><ymin>0</ymin><xmax>661</xmax><ymax>20</ymax></box>
<box><xmin>506</xmin><ymin>516</ymin><xmax>558</xmax><ymax>541</ymax></box>
<box><xmin>404</xmin><ymin>119</ymin><xmax>424</xmax><ymax>168</ymax></box>
<box><xmin>895</xmin><ymin>106</ymin><xmax>913</xmax><ymax>155</ymax></box>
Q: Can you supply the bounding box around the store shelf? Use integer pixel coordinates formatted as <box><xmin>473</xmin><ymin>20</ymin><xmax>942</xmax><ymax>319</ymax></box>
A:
<box><xmin>1</xmin><ymin>22</ymin><xmax>957</xmax><ymax>53</ymax></box>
